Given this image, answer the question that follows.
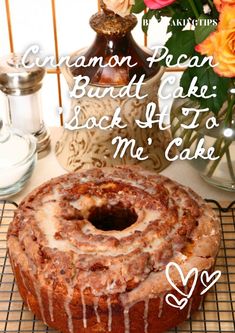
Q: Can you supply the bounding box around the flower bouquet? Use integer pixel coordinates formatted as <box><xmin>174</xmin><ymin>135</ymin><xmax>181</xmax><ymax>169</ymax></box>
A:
<box><xmin>104</xmin><ymin>0</ymin><xmax>235</xmax><ymax>190</ymax></box>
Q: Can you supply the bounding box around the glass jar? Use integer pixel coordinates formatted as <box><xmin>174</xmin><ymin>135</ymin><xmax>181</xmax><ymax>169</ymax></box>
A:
<box><xmin>0</xmin><ymin>53</ymin><xmax>50</xmax><ymax>155</ymax></box>
<box><xmin>195</xmin><ymin>116</ymin><xmax>235</xmax><ymax>191</ymax></box>
<box><xmin>0</xmin><ymin>120</ymin><xmax>37</xmax><ymax>198</ymax></box>
<box><xmin>171</xmin><ymin>97</ymin><xmax>235</xmax><ymax>191</ymax></box>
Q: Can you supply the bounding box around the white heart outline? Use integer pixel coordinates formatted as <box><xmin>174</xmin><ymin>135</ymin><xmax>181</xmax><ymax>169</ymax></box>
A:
<box><xmin>165</xmin><ymin>294</ymin><xmax>188</xmax><ymax>310</ymax></box>
<box><xmin>200</xmin><ymin>270</ymin><xmax>222</xmax><ymax>295</ymax></box>
<box><xmin>165</xmin><ymin>262</ymin><xmax>199</xmax><ymax>299</ymax></box>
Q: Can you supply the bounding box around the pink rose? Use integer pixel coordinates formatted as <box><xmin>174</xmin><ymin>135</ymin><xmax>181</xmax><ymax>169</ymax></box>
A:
<box><xmin>144</xmin><ymin>0</ymin><xmax>176</xmax><ymax>9</ymax></box>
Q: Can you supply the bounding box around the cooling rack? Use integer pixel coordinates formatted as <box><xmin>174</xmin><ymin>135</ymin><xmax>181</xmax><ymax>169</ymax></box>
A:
<box><xmin>0</xmin><ymin>200</ymin><xmax>235</xmax><ymax>333</ymax></box>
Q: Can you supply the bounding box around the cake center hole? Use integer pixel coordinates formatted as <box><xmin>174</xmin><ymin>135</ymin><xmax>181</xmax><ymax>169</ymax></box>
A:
<box><xmin>88</xmin><ymin>204</ymin><xmax>138</xmax><ymax>231</ymax></box>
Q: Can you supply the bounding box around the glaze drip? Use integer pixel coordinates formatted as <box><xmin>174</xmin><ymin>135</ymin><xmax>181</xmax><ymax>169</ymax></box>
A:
<box><xmin>144</xmin><ymin>298</ymin><xmax>149</xmax><ymax>333</ymax></box>
<box><xmin>158</xmin><ymin>295</ymin><xmax>164</xmax><ymax>318</ymax></box>
<box><xmin>107</xmin><ymin>296</ymin><xmax>112</xmax><ymax>332</ymax></box>
<box><xmin>187</xmin><ymin>298</ymin><xmax>193</xmax><ymax>319</ymax></box>
<box><xmin>33</xmin><ymin>282</ymin><xmax>46</xmax><ymax>323</ymax></box>
<box><xmin>64</xmin><ymin>287</ymin><xmax>74</xmax><ymax>333</ymax></box>
<box><xmin>124</xmin><ymin>307</ymin><xmax>130</xmax><ymax>333</ymax></box>
<box><xmin>94</xmin><ymin>297</ymin><xmax>101</xmax><ymax>323</ymax></box>
<box><xmin>81</xmin><ymin>289</ymin><xmax>87</xmax><ymax>328</ymax></box>
<box><xmin>48</xmin><ymin>288</ymin><xmax>54</xmax><ymax>322</ymax></box>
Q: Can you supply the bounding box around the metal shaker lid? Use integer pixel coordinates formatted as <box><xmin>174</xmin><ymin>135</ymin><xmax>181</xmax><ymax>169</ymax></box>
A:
<box><xmin>0</xmin><ymin>53</ymin><xmax>45</xmax><ymax>96</ymax></box>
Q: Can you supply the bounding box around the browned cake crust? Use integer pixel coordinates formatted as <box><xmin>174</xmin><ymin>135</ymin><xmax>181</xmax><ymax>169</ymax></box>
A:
<box><xmin>7</xmin><ymin>167</ymin><xmax>221</xmax><ymax>333</ymax></box>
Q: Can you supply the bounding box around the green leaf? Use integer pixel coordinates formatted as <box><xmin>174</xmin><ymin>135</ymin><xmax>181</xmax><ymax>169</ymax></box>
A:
<box><xmin>194</xmin><ymin>0</ymin><xmax>203</xmax><ymax>13</ymax></box>
<box><xmin>180</xmin><ymin>69</ymin><xmax>192</xmax><ymax>95</ymax></box>
<box><xmin>167</xmin><ymin>12</ymin><xmax>189</xmax><ymax>33</ymax></box>
<box><xmin>180</xmin><ymin>61</ymin><xmax>230</xmax><ymax>114</ymax></box>
<box><xmin>131</xmin><ymin>0</ymin><xmax>146</xmax><ymax>14</ymax></box>
<box><xmin>160</xmin><ymin>31</ymin><xmax>195</xmax><ymax>66</ymax></box>
<box><xmin>154</xmin><ymin>11</ymin><xmax>162</xmax><ymax>23</ymax></box>
<box><xmin>142</xmin><ymin>13</ymin><xmax>149</xmax><ymax>34</ymax></box>
<box><xmin>142</xmin><ymin>10</ymin><xmax>155</xmax><ymax>33</ymax></box>
<box><xmin>194</xmin><ymin>14</ymin><xmax>217</xmax><ymax>44</ymax></box>
<box><xmin>178</xmin><ymin>0</ymin><xmax>194</xmax><ymax>12</ymax></box>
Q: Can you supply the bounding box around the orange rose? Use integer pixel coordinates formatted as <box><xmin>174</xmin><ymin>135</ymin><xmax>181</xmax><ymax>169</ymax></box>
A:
<box><xmin>195</xmin><ymin>5</ymin><xmax>235</xmax><ymax>78</ymax></box>
<box><xmin>214</xmin><ymin>0</ymin><xmax>235</xmax><ymax>12</ymax></box>
<box><xmin>218</xmin><ymin>4</ymin><xmax>235</xmax><ymax>29</ymax></box>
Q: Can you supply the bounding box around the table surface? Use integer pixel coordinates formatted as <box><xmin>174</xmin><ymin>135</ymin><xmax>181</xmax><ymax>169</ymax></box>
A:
<box><xmin>11</xmin><ymin>127</ymin><xmax>235</xmax><ymax>205</ymax></box>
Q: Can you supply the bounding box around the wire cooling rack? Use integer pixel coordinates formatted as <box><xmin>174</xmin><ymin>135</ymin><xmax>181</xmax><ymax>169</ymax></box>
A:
<box><xmin>0</xmin><ymin>200</ymin><xmax>235</xmax><ymax>333</ymax></box>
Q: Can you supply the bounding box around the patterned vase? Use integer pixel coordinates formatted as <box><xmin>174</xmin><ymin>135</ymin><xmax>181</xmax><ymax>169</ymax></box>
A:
<box><xmin>56</xmin><ymin>3</ymin><xmax>173</xmax><ymax>172</ymax></box>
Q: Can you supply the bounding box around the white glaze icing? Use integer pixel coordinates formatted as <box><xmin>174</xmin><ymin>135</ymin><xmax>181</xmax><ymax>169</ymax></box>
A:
<box><xmin>36</xmin><ymin>202</ymin><xmax>162</xmax><ymax>258</ymax></box>
<box><xmin>36</xmin><ymin>203</ymin><xmax>81</xmax><ymax>254</ymax></box>
<box><xmin>120</xmin><ymin>257</ymin><xmax>212</xmax><ymax>307</ymax></box>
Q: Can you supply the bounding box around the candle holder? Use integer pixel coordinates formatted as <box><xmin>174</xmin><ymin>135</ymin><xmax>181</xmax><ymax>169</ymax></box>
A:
<box><xmin>0</xmin><ymin>54</ymin><xmax>50</xmax><ymax>156</ymax></box>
